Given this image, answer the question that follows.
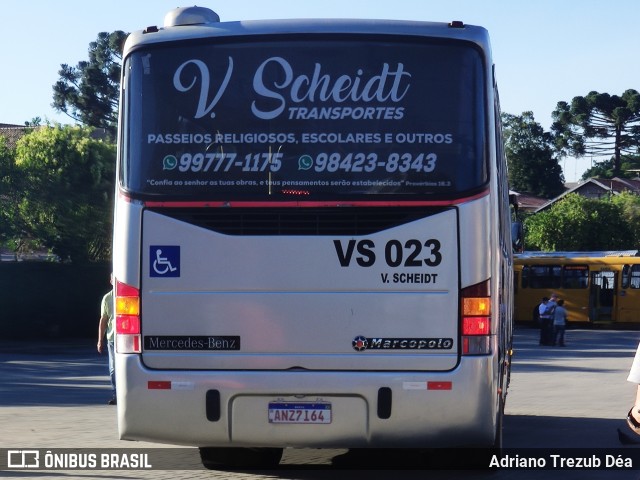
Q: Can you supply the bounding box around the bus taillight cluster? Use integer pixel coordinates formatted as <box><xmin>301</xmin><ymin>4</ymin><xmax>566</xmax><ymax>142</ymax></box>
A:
<box><xmin>115</xmin><ymin>281</ymin><xmax>141</xmax><ymax>354</ymax></box>
<box><xmin>461</xmin><ymin>281</ymin><xmax>492</xmax><ymax>355</ymax></box>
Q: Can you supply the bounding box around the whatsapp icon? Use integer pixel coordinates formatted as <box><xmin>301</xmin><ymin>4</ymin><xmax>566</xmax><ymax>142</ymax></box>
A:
<box><xmin>163</xmin><ymin>155</ymin><xmax>178</xmax><ymax>170</ymax></box>
<box><xmin>298</xmin><ymin>155</ymin><xmax>313</xmax><ymax>170</ymax></box>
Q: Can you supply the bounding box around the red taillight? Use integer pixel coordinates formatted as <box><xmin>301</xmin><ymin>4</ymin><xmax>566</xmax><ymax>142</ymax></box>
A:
<box><xmin>115</xmin><ymin>280</ymin><xmax>141</xmax><ymax>354</ymax></box>
<box><xmin>462</xmin><ymin>317</ymin><xmax>491</xmax><ymax>335</ymax></box>
<box><xmin>116</xmin><ymin>315</ymin><xmax>140</xmax><ymax>334</ymax></box>
<box><xmin>116</xmin><ymin>281</ymin><xmax>139</xmax><ymax>297</ymax></box>
<box><xmin>461</xmin><ymin>281</ymin><xmax>492</xmax><ymax>355</ymax></box>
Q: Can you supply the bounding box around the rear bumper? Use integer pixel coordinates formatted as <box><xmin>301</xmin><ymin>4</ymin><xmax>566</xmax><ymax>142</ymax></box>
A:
<box><xmin>116</xmin><ymin>354</ymin><xmax>498</xmax><ymax>448</ymax></box>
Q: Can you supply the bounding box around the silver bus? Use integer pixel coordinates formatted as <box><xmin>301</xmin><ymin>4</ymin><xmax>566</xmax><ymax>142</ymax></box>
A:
<box><xmin>113</xmin><ymin>6</ymin><xmax>514</xmax><ymax>468</ymax></box>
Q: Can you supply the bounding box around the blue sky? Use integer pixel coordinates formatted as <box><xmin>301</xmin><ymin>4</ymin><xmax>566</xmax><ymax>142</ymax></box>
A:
<box><xmin>2</xmin><ymin>0</ymin><xmax>638</xmax><ymax>181</ymax></box>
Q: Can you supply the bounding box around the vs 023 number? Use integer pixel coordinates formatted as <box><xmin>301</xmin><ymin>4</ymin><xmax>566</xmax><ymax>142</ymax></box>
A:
<box><xmin>333</xmin><ymin>239</ymin><xmax>442</xmax><ymax>268</ymax></box>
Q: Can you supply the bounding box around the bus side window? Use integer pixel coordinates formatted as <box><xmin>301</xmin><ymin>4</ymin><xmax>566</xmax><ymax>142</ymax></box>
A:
<box><xmin>529</xmin><ymin>265</ymin><xmax>544</xmax><ymax>288</ymax></box>
<box><xmin>562</xmin><ymin>265</ymin><xmax>588</xmax><ymax>289</ymax></box>
<box><xmin>528</xmin><ymin>265</ymin><xmax>561</xmax><ymax>289</ymax></box>
<box><xmin>631</xmin><ymin>265</ymin><xmax>640</xmax><ymax>289</ymax></box>
<box><xmin>522</xmin><ymin>266</ymin><xmax>529</xmax><ymax>288</ymax></box>
<box><xmin>622</xmin><ymin>264</ymin><xmax>630</xmax><ymax>289</ymax></box>
<box><xmin>551</xmin><ymin>265</ymin><xmax>562</xmax><ymax>289</ymax></box>
<box><xmin>530</xmin><ymin>265</ymin><xmax>545</xmax><ymax>288</ymax></box>
<box><xmin>580</xmin><ymin>274</ymin><xmax>589</xmax><ymax>288</ymax></box>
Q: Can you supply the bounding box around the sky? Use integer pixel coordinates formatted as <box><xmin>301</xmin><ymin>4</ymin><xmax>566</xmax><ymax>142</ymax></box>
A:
<box><xmin>2</xmin><ymin>0</ymin><xmax>638</xmax><ymax>182</ymax></box>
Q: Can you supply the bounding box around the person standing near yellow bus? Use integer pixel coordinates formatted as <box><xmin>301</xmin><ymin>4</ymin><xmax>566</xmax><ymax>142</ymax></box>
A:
<box><xmin>538</xmin><ymin>296</ymin><xmax>554</xmax><ymax>346</ymax></box>
<box><xmin>552</xmin><ymin>299</ymin><xmax>567</xmax><ymax>347</ymax></box>
<box><xmin>97</xmin><ymin>274</ymin><xmax>116</xmax><ymax>405</ymax></box>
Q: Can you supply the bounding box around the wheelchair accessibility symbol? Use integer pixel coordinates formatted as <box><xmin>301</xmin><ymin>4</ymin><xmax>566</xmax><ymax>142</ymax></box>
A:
<box><xmin>150</xmin><ymin>245</ymin><xmax>180</xmax><ymax>277</ymax></box>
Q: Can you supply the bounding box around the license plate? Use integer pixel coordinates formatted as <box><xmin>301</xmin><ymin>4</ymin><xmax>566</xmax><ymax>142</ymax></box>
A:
<box><xmin>268</xmin><ymin>402</ymin><xmax>332</xmax><ymax>424</ymax></box>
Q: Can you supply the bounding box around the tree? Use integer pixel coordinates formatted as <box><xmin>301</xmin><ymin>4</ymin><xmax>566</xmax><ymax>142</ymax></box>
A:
<box><xmin>552</xmin><ymin>89</ymin><xmax>640</xmax><ymax>177</ymax></box>
<box><xmin>610</xmin><ymin>191</ymin><xmax>640</xmax><ymax>247</ymax></box>
<box><xmin>25</xmin><ymin>117</ymin><xmax>42</xmax><ymax>127</ymax></box>
<box><xmin>524</xmin><ymin>193</ymin><xmax>633</xmax><ymax>251</ymax></box>
<box><xmin>0</xmin><ymin>136</ymin><xmax>19</xmax><ymax>244</ymax></box>
<box><xmin>502</xmin><ymin>112</ymin><xmax>565</xmax><ymax>198</ymax></box>
<box><xmin>580</xmin><ymin>154</ymin><xmax>640</xmax><ymax>180</ymax></box>
<box><xmin>52</xmin><ymin>31</ymin><xmax>127</xmax><ymax>137</ymax></box>
<box><xmin>14</xmin><ymin>126</ymin><xmax>115</xmax><ymax>263</ymax></box>
<box><xmin>1</xmin><ymin>129</ymin><xmax>53</xmax><ymax>257</ymax></box>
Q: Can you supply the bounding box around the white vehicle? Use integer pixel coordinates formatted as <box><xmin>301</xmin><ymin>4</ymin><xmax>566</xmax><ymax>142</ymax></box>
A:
<box><xmin>113</xmin><ymin>6</ymin><xmax>514</xmax><ymax>468</ymax></box>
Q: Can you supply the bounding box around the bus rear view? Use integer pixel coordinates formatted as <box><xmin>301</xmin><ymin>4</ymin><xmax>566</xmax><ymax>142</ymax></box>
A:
<box><xmin>114</xmin><ymin>6</ymin><xmax>513</xmax><ymax>467</ymax></box>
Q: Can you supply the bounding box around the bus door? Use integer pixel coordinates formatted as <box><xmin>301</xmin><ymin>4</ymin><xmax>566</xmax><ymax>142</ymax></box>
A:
<box><xmin>618</xmin><ymin>264</ymin><xmax>640</xmax><ymax>322</ymax></box>
<box><xmin>589</xmin><ymin>270</ymin><xmax>616</xmax><ymax>322</ymax></box>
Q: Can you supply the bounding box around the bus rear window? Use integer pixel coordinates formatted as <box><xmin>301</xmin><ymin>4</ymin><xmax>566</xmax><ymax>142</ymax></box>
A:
<box><xmin>120</xmin><ymin>36</ymin><xmax>487</xmax><ymax>200</ymax></box>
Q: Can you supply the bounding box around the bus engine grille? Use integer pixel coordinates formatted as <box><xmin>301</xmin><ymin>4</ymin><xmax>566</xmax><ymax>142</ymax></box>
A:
<box><xmin>148</xmin><ymin>207</ymin><xmax>447</xmax><ymax>236</ymax></box>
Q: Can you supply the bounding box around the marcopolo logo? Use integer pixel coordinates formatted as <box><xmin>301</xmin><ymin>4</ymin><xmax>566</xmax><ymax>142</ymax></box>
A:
<box><xmin>352</xmin><ymin>336</ymin><xmax>454</xmax><ymax>351</ymax></box>
<box><xmin>352</xmin><ymin>336</ymin><xmax>368</xmax><ymax>352</ymax></box>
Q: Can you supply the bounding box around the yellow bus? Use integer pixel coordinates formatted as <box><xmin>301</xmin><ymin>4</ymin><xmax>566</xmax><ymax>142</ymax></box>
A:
<box><xmin>514</xmin><ymin>251</ymin><xmax>640</xmax><ymax>324</ymax></box>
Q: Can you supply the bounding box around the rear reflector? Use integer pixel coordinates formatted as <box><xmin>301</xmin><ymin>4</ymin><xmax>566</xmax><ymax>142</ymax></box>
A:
<box><xmin>148</xmin><ymin>381</ymin><xmax>171</xmax><ymax>390</ymax></box>
<box><xmin>147</xmin><ymin>381</ymin><xmax>195</xmax><ymax>391</ymax></box>
<box><xmin>427</xmin><ymin>381</ymin><xmax>453</xmax><ymax>390</ymax></box>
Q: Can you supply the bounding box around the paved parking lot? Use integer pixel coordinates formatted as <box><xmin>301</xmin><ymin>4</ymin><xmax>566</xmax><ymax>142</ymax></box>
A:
<box><xmin>1</xmin><ymin>327</ymin><xmax>640</xmax><ymax>479</ymax></box>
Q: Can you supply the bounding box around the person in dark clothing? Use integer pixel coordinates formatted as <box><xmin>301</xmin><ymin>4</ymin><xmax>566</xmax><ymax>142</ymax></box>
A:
<box><xmin>538</xmin><ymin>295</ymin><xmax>556</xmax><ymax>346</ymax></box>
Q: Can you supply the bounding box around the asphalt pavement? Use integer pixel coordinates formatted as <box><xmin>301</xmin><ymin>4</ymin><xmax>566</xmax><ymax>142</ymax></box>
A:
<box><xmin>1</xmin><ymin>326</ymin><xmax>640</xmax><ymax>480</ymax></box>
